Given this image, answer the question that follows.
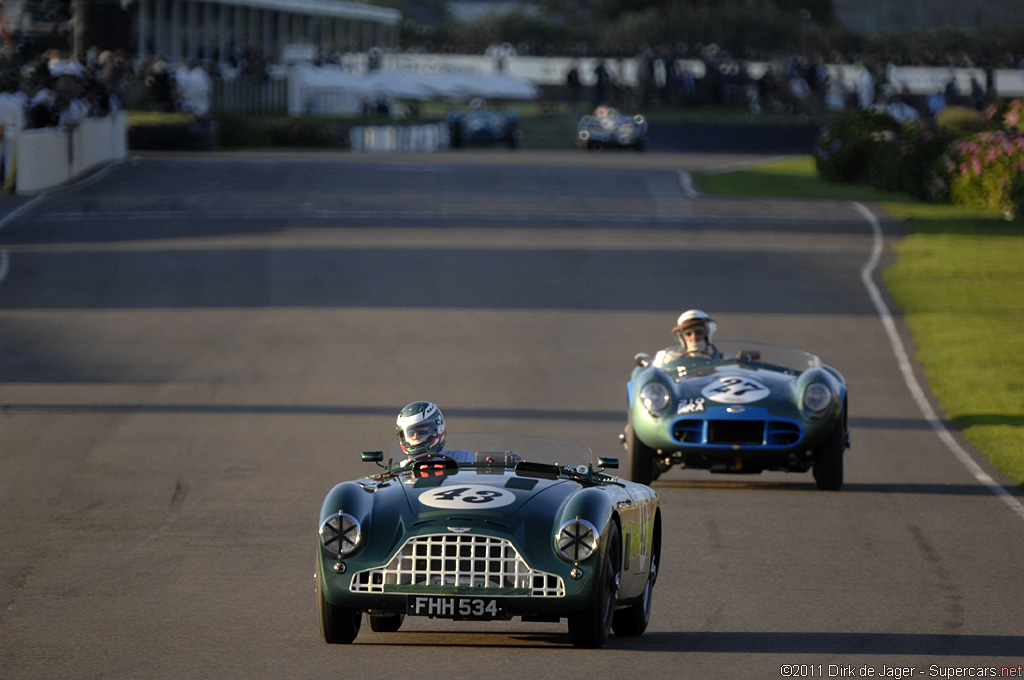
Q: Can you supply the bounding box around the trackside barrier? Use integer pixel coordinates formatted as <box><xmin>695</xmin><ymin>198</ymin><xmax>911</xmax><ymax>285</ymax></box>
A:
<box><xmin>14</xmin><ymin>112</ymin><xmax>128</xmax><ymax>195</ymax></box>
<box><xmin>349</xmin><ymin>122</ymin><xmax>450</xmax><ymax>153</ymax></box>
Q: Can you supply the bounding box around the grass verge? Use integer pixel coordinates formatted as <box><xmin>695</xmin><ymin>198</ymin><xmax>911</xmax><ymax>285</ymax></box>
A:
<box><xmin>695</xmin><ymin>156</ymin><xmax>1024</xmax><ymax>485</ymax></box>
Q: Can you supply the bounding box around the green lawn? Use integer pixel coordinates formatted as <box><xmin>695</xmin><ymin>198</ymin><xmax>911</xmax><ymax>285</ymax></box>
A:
<box><xmin>696</xmin><ymin>156</ymin><xmax>1024</xmax><ymax>485</ymax></box>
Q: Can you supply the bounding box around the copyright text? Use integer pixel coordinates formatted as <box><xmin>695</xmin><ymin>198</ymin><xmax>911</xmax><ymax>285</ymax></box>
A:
<box><xmin>780</xmin><ymin>665</ymin><xmax>1024</xmax><ymax>679</ymax></box>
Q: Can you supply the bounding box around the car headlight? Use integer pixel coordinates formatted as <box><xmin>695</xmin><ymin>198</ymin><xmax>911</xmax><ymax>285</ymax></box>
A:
<box><xmin>640</xmin><ymin>381</ymin><xmax>671</xmax><ymax>416</ymax></box>
<box><xmin>319</xmin><ymin>512</ymin><xmax>362</xmax><ymax>557</ymax></box>
<box><xmin>802</xmin><ymin>383</ymin><xmax>833</xmax><ymax>415</ymax></box>
<box><xmin>556</xmin><ymin>518</ymin><xmax>599</xmax><ymax>563</ymax></box>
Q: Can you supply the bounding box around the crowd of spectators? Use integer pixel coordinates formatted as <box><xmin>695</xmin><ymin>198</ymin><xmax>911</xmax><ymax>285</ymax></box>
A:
<box><xmin>1</xmin><ymin>37</ymin><xmax>1021</xmax><ymax>148</ymax></box>
<box><xmin>0</xmin><ymin>45</ymin><xmax>220</xmax><ymax>189</ymax></box>
<box><xmin>407</xmin><ymin>37</ymin><xmax>1024</xmax><ymax>121</ymax></box>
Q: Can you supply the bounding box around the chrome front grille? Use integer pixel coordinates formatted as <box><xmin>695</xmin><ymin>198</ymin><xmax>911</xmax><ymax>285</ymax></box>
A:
<box><xmin>350</xmin><ymin>534</ymin><xmax>564</xmax><ymax>597</ymax></box>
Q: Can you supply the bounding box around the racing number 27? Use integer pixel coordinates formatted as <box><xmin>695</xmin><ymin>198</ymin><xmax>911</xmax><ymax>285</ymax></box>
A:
<box><xmin>710</xmin><ymin>377</ymin><xmax>762</xmax><ymax>397</ymax></box>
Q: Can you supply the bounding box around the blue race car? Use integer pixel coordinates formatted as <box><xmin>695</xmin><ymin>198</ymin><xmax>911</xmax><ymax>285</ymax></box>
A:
<box><xmin>623</xmin><ymin>340</ymin><xmax>849</xmax><ymax>489</ymax></box>
<box><xmin>448</xmin><ymin>99</ymin><xmax>520</xmax><ymax>148</ymax></box>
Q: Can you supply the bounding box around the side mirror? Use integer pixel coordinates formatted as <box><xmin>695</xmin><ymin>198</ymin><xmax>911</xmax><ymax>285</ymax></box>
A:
<box><xmin>634</xmin><ymin>352</ymin><xmax>651</xmax><ymax>368</ymax></box>
<box><xmin>597</xmin><ymin>457</ymin><xmax>619</xmax><ymax>470</ymax></box>
<box><xmin>361</xmin><ymin>451</ymin><xmax>384</xmax><ymax>463</ymax></box>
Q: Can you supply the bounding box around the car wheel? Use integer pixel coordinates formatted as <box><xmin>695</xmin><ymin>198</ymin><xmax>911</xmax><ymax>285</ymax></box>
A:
<box><xmin>568</xmin><ymin>522</ymin><xmax>620</xmax><ymax>649</ymax></box>
<box><xmin>812</xmin><ymin>414</ymin><xmax>846</xmax><ymax>491</ymax></box>
<box><xmin>449</xmin><ymin>122</ymin><xmax>463</xmax><ymax>148</ymax></box>
<box><xmin>612</xmin><ymin>549</ymin><xmax>657</xmax><ymax>637</ymax></box>
<box><xmin>368</xmin><ymin>612</ymin><xmax>405</xmax><ymax>632</ymax></box>
<box><xmin>624</xmin><ymin>421</ymin><xmax>657</xmax><ymax>485</ymax></box>
<box><xmin>316</xmin><ymin>561</ymin><xmax>361</xmax><ymax>643</ymax></box>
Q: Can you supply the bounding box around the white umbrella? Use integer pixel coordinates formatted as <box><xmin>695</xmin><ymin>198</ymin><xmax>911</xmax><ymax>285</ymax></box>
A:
<box><xmin>358</xmin><ymin>70</ymin><xmax>436</xmax><ymax>100</ymax></box>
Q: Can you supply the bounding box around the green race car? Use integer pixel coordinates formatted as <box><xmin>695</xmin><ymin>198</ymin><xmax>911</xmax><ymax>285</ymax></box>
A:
<box><xmin>316</xmin><ymin>434</ymin><xmax>661</xmax><ymax>648</ymax></box>
<box><xmin>624</xmin><ymin>340</ymin><xmax>849</xmax><ymax>490</ymax></box>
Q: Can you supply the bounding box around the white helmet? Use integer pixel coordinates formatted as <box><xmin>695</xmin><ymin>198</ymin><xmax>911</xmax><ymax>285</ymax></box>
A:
<box><xmin>672</xmin><ymin>309</ymin><xmax>717</xmax><ymax>354</ymax></box>
<box><xmin>396</xmin><ymin>401</ymin><xmax>447</xmax><ymax>456</ymax></box>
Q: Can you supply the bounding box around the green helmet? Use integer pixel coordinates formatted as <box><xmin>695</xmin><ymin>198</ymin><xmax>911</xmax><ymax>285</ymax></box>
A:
<box><xmin>396</xmin><ymin>401</ymin><xmax>447</xmax><ymax>456</ymax></box>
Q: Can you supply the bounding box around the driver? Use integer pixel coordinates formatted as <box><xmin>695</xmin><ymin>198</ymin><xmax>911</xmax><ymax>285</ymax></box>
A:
<box><xmin>653</xmin><ymin>309</ymin><xmax>722</xmax><ymax>365</ymax></box>
<box><xmin>396</xmin><ymin>401</ymin><xmax>475</xmax><ymax>464</ymax></box>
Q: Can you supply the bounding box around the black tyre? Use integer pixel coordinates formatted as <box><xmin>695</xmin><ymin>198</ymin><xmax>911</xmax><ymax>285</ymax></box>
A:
<box><xmin>449</xmin><ymin>121</ymin><xmax>463</xmax><ymax>148</ymax></box>
<box><xmin>624</xmin><ymin>421</ymin><xmax>657</xmax><ymax>485</ymax></box>
<box><xmin>368</xmin><ymin>612</ymin><xmax>405</xmax><ymax>632</ymax></box>
<box><xmin>812</xmin><ymin>414</ymin><xmax>846</xmax><ymax>491</ymax></box>
<box><xmin>567</xmin><ymin>523</ymin><xmax>620</xmax><ymax>649</ymax></box>
<box><xmin>316</xmin><ymin>561</ymin><xmax>361</xmax><ymax>644</ymax></box>
<box><xmin>612</xmin><ymin>549</ymin><xmax>657</xmax><ymax>637</ymax></box>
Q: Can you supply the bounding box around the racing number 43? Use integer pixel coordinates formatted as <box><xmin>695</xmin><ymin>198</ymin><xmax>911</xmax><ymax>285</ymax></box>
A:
<box><xmin>431</xmin><ymin>487</ymin><xmax>503</xmax><ymax>504</ymax></box>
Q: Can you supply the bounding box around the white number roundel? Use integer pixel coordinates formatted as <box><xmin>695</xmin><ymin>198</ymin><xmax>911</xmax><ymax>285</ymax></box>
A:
<box><xmin>418</xmin><ymin>484</ymin><xmax>517</xmax><ymax>509</ymax></box>
<box><xmin>701</xmin><ymin>376</ymin><xmax>771</xmax><ymax>404</ymax></box>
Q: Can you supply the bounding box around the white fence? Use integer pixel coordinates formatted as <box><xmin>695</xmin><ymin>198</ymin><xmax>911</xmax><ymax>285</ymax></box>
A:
<box><xmin>349</xmin><ymin>122</ymin><xmax>450</xmax><ymax>153</ymax></box>
<box><xmin>337</xmin><ymin>51</ymin><xmax>1024</xmax><ymax>98</ymax></box>
<box><xmin>14</xmin><ymin>113</ymin><xmax>128</xmax><ymax>195</ymax></box>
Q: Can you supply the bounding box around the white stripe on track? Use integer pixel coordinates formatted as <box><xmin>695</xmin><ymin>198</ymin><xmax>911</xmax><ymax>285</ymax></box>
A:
<box><xmin>853</xmin><ymin>201</ymin><xmax>1024</xmax><ymax>522</ymax></box>
<box><xmin>0</xmin><ymin>162</ymin><xmax>123</xmax><ymax>284</ymax></box>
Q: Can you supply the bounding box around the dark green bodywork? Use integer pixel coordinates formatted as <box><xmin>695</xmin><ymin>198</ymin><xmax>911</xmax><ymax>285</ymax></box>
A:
<box><xmin>317</xmin><ymin>436</ymin><xmax>660</xmax><ymax>626</ymax></box>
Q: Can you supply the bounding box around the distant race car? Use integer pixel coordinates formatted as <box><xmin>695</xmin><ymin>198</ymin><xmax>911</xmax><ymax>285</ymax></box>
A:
<box><xmin>448</xmin><ymin>99</ymin><xmax>520</xmax><ymax>148</ymax></box>
<box><xmin>623</xmin><ymin>340</ymin><xmax>849</xmax><ymax>490</ymax></box>
<box><xmin>316</xmin><ymin>434</ymin><xmax>661</xmax><ymax>648</ymax></box>
<box><xmin>576</xmin><ymin>106</ymin><xmax>648</xmax><ymax>150</ymax></box>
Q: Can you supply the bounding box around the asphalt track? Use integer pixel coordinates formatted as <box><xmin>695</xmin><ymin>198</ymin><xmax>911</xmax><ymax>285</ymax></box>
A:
<box><xmin>1</xmin><ymin>150</ymin><xmax>1022</xmax><ymax>679</ymax></box>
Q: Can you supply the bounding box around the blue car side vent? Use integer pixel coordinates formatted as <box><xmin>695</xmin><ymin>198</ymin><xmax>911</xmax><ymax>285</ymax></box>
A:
<box><xmin>766</xmin><ymin>421</ymin><xmax>802</xmax><ymax>446</ymax></box>
<box><xmin>672</xmin><ymin>420</ymin><xmax>704</xmax><ymax>443</ymax></box>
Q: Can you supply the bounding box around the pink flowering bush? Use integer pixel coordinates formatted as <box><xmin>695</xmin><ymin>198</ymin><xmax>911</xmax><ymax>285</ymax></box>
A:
<box><xmin>817</xmin><ymin>98</ymin><xmax>1024</xmax><ymax>220</ymax></box>
<box><xmin>933</xmin><ymin>129</ymin><xmax>1024</xmax><ymax>219</ymax></box>
<box><xmin>986</xmin><ymin>98</ymin><xmax>1024</xmax><ymax>132</ymax></box>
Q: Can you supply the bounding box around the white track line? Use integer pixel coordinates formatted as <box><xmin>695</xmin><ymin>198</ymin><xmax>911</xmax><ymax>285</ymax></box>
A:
<box><xmin>0</xmin><ymin>194</ymin><xmax>48</xmax><ymax>284</ymax></box>
<box><xmin>853</xmin><ymin>201</ymin><xmax>1024</xmax><ymax>521</ymax></box>
<box><xmin>678</xmin><ymin>171</ymin><xmax>700</xmax><ymax>199</ymax></box>
<box><xmin>0</xmin><ymin>163</ymin><xmax>124</xmax><ymax>284</ymax></box>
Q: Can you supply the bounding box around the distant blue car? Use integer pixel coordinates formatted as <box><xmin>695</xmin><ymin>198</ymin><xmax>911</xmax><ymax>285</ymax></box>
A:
<box><xmin>577</xmin><ymin>106</ymin><xmax>648</xmax><ymax>150</ymax></box>
<box><xmin>448</xmin><ymin>99</ymin><xmax>520</xmax><ymax>149</ymax></box>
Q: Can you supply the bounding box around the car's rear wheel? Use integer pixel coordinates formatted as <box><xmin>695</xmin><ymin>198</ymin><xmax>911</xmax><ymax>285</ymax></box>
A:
<box><xmin>624</xmin><ymin>421</ymin><xmax>657</xmax><ymax>485</ymax></box>
<box><xmin>812</xmin><ymin>410</ymin><xmax>846</xmax><ymax>491</ymax></box>
<box><xmin>568</xmin><ymin>522</ymin><xmax>620</xmax><ymax>649</ymax></box>
<box><xmin>316</xmin><ymin>561</ymin><xmax>362</xmax><ymax>644</ymax></box>
<box><xmin>368</xmin><ymin>612</ymin><xmax>405</xmax><ymax>632</ymax></box>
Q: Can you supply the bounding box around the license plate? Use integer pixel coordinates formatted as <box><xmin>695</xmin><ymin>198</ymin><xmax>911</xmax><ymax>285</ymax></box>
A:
<box><xmin>406</xmin><ymin>595</ymin><xmax>502</xmax><ymax>620</ymax></box>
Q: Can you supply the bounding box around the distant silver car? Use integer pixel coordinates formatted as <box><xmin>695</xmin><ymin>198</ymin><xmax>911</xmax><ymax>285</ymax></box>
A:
<box><xmin>577</xmin><ymin>106</ymin><xmax>648</xmax><ymax>150</ymax></box>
